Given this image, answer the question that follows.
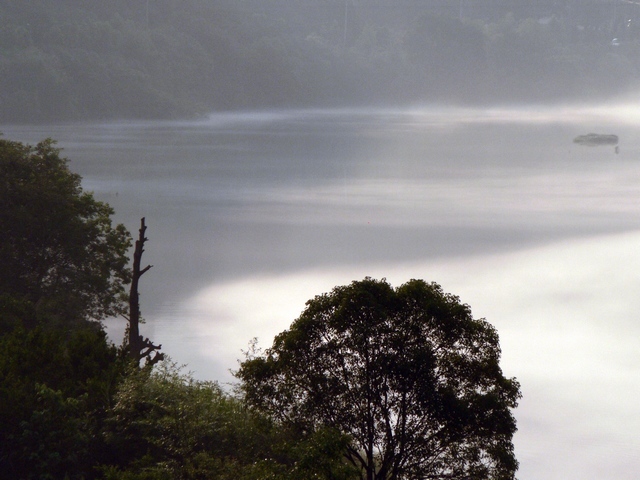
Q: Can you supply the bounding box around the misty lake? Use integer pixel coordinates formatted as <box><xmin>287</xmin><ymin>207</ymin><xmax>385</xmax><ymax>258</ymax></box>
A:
<box><xmin>3</xmin><ymin>105</ymin><xmax>640</xmax><ymax>479</ymax></box>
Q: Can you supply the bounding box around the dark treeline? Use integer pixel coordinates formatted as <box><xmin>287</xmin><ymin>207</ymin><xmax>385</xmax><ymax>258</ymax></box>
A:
<box><xmin>2</xmin><ymin>0</ymin><xmax>640</xmax><ymax>123</ymax></box>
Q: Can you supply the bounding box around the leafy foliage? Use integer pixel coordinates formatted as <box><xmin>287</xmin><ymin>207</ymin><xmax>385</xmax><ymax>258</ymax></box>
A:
<box><xmin>0</xmin><ymin>134</ymin><xmax>132</xmax><ymax>479</ymax></box>
<box><xmin>0</xmin><ymin>137</ymin><xmax>131</xmax><ymax>327</ymax></box>
<box><xmin>238</xmin><ymin>277</ymin><xmax>522</xmax><ymax>480</ymax></box>
<box><xmin>0</xmin><ymin>323</ymin><xmax>126</xmax><ymax>480</ymax></box>
<box><xmin>102</xmin><ymin>360</ymin><xmax>357</xmax><ymax>480</ymax></box>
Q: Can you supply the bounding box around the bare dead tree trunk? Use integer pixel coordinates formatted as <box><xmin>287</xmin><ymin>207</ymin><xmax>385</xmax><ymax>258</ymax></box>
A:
<box><xmin>128</xmin><ymin>217</ymin><xmax>163</xmax><ymax>366</ymax></box>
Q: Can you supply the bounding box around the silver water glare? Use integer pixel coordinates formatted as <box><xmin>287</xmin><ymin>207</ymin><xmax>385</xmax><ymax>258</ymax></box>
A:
<box><xmin>3</xmin><ymin>104</ymin><xmax>640</xmax><ymax>479</ymax></box>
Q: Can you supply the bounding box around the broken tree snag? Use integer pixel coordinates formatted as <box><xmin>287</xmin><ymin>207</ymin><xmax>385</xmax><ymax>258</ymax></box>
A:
<box><xmin>128</xmin><ymin>217</ymin><xmax>164</xmax><ymax>366</ymax></box>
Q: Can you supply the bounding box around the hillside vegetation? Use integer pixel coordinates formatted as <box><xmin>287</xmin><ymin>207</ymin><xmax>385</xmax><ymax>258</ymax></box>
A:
<box><xmin>2</xmin><ymin>0</ymin><xmax>640</xmax><ymax>123</ymax></box>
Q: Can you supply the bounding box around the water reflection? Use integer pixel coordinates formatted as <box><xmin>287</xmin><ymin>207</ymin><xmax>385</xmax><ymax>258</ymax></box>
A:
<box><xmin>177</xmin><ymin>230</ymin><xmax>640</xmax><ymax>480</ymax></box>
<box><xmin>3</xmin><ymin>105</ymin><xmax>640</xmax><ymax>480</ymax></box>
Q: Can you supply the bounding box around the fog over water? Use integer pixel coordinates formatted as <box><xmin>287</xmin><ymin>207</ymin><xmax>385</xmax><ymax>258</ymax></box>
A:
<box><xmin>3</xmin><ymin>104</ymin><xmax>640</xmax><ymax>479</ymax></box>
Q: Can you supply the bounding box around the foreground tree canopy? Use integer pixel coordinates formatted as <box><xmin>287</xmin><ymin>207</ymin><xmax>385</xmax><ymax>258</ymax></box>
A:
<box><xmin>101</xmin><ymin>361</ymin><xmax>358</xmax><ymax>480</ymax></box>
<box><xmin>0</xmin><ymin>135</ymin><xmax>358</xmax><ymax>479</ymax></box>
<box><xmin>0</xmin><ymin>136</ymin><xmax>131</xmax><ymax>328</ymax></box>
<box><xmin>238</xmin><ymin>277</ymin><xmax>522</xmax><ymax>480</ymax></box>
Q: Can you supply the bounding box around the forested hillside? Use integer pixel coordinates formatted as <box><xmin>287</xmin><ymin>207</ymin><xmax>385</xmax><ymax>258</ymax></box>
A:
<box><xmin>2</xmin><ymin>0</ymin><xmax>640</xmax><ymax>123</ymax></box>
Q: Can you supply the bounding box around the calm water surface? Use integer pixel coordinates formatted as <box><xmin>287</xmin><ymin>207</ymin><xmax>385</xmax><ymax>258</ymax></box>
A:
<box><xmin>4</xmin><ymin>106</ymin><xmax>640</xmax><ymax>479</ymax></box>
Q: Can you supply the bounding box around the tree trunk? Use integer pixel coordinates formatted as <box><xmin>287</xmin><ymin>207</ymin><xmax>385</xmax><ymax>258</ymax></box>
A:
<box><xmin>128</xmin><ymin>217</ymin><xmax>163</xmax><ymax>365</ymax></box>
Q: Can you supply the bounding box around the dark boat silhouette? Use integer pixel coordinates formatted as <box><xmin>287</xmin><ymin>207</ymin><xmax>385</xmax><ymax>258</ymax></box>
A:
<box><xmin>573</xmin><ymin>133</ymin><xmax>619</xmax><ymax>146</ymax></box>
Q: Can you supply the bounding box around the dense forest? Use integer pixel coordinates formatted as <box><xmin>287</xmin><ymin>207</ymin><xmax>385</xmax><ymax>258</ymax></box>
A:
<box><xmin>2</xmin><ymin>0</ymin><xmax>640</xmax><ymax>123</ymax></box>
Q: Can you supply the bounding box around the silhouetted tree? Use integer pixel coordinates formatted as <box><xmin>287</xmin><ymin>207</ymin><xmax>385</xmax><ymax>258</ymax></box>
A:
<box><xmin>238</xmin><ymin>277</ymin><xmax>521</xmax><ymax>480</ymax></box>
<box><xmin>126</xmin><ymin>217</ymin><xmax>163</xmax><ymax>366</ymax></box>
<box><xmin>0</xmin><ymin>137</ymin><xmax>131</xmax><ymax>328</ymax></box>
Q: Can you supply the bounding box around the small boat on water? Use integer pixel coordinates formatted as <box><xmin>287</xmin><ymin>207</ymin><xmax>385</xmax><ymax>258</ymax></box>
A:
<box><xmin>573</xmin><ymin>133</ymin><xmax>619</xmax><ymax>146</ymax></box>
